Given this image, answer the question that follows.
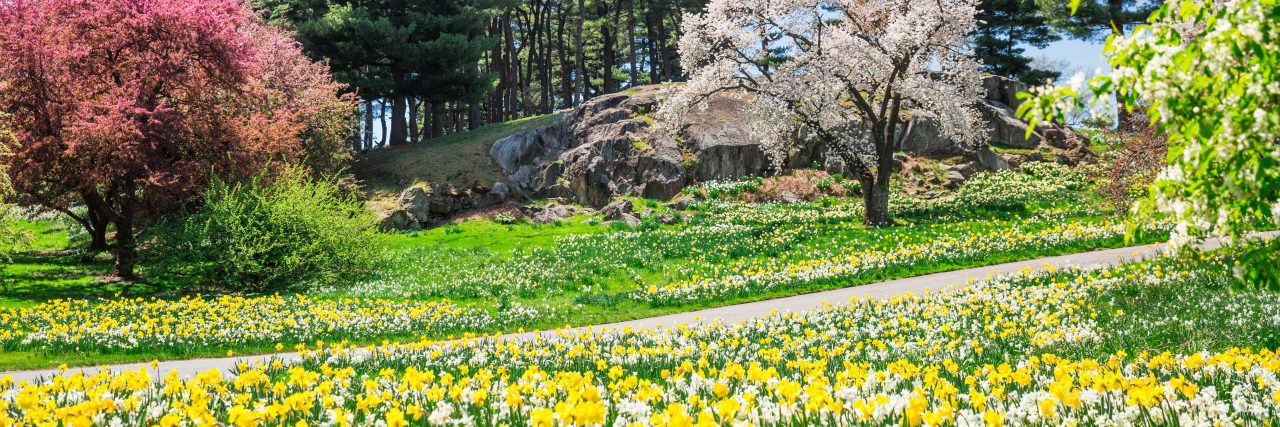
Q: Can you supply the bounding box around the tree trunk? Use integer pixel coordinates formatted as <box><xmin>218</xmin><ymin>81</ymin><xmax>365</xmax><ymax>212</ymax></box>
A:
<box><xmin>626</xmin><ymin>0</ymin><xmax>638</xmax><ymax>86</ymax></box>
<box><xmin>363</xmin><ymin>98</ymin><xmax>374</xmax><ymax>150</ymax></box>
<box><xmin>113</xmin><ymin>186</ymin><xmax>138</xmax><ymax>280</ymax></box>
<box><xmin>601</xmin><ymin>0</ymin><xmax>617</xmax><ymax>93</ymax></box>
<box><xmin>645</xmin><ymin>8</ymin><xmax>655</xmax><ymax>83</ymax></box>
<box><xmin>575</xmin><ymin>0</ymin><xmax>587</xmax><ymax>104</ymax></box>
<box><xmin>542</xmin><ymin>2</ymin><xmax>554</xmax><ymax>112</ymax></box>
<box><xmin>77</xmin><ymin>192</ymin><xmax>112</xmax><ymax>253</ymax></box>
<box><xmin>1111</xmin><ymin>23</ymin><xmax>1131</xmax><ymax>131</ymax></box>
<box><xmin>408</xmin><ymin>96</ymin><xmax>419</xmax><ymax>144</ymax></box>
<box><xmin>389</xmin><ymin>93</ymin><xmax>407</xmax><ymax>145</ymax></box>
<box><xmin>432</xmin><ymin>102</ymin><xmax>445</xmax><ymax>138</ymax></box>
<box><xmin>87</xmin><ymin>207</ymin><xmax>109</xmax><ymax>252</ymax></box>
<box><xmin>469</xmin><ymin>102</ymin><xmax>482</xmax><ymax>130</ymax></box>
<box><xmin>379</xmin><ymin>99</ymin><xmax>388</xmax><ymax>147</ymax></box>
<box><xmin>657</xmin><ymin>5</ymin><xmax>673</xmax><ymax>82</ymax></box>
<box><xmin>558</xmin><ymin>6</ymin><xmax>573</xmax><ymax>108</ymax></box>
<box><xmin>861</xmin><ymin>175</ymin><xmax>891</xmax><ymax>227</ymax></box>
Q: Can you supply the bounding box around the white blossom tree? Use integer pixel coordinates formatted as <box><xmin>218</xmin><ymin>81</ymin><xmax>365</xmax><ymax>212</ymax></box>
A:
<box><xmin>1020</xmin><ymin>0</ymin><xmax>1280</xmax><ymax>288</ymax></box>
<box><xmin>660</xmin><ymin>0</ymin><xmax>986</xmax><ymax>226</ymax></box>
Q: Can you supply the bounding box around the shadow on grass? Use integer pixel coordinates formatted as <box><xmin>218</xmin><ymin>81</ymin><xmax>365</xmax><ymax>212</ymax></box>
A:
<box><xmin>0</xmin><ymin>252</ymin><xmax>182</xmax><ymax>307</ymax></box>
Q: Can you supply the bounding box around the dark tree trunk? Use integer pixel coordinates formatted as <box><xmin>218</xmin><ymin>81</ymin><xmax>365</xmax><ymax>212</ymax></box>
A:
<box><xmin>379</xmin><ymin>99</ymin><xmax>388</xmax><ymax>147</ymax></box>
<box><xmin>542</xmin><ymin>1</ymin><xmax>554</xmax><ymax>112</ymax></box>
<box><xmin>363</xmin><ymin>98</ymin><xmax>374</xmax><ymax>150</ymax></box>
<box><xmin>558</xmin><ymin>5</ymin><xmax>573</xmax><ymax>107</ymax></box>
<box><xmin>657</xmin><ymin>5</ymin><xmax>673</xmax><ymax>82</ymax></box>
<box><xmin>626</xmin><ymin>0</ymin><xmax>638</xmax><ymax>86</ymax></box>
<box><xmin>389</xmin><ymin>93</ymin><xmax>407</xmax><ymax>145</ymax></box>
<box><xmin>432</xmin><ymin>102</ymin><xmax>445</xmax><ymax>138</ymax></box>
<box><xmin>408</xmin><ymin>96</ymin><xmax>419</xmax><ymax>143</ymax></box>
<box><xmin>86</xmin><ymin>207</ymin><xmax>109</xmax><ymax>252</ymax></box>
<box><xmin>861</xmin><ymin>174</ymin><xmax>891</xmax><ymax>227</ymax></box>
<box><xmin>601</xmin><ymin>0</ymin><xmax>618</xmax><ymax>93</ymax></box>
<box><xmin>112</xmin><ymin>185</ymin><xmax>138</xmax><ymax>280</ymax></box>
<box><xmin>469</xmin><ymin>102</ymin><xmax>482</xmax><ymax>130</ymax></box>
<box><xmin>645</xmin><ymin>7</ymin><xmax>661</xmax><ymax>83</ymax></box>
<box><xmin>78</xmin><ymin>191</ymin><xmax>112</xmax><ymax>253</ymax></box>
<box><xmin>575</xmin><ymin>0</ymin><xmax>586</xmax><ymax>104</ymax></box>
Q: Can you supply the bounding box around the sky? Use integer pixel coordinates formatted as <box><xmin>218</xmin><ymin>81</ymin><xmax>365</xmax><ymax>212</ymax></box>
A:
<box><xmin>1027</xmin><ymin>38</ymin><xmax>1110</xmax><ymax>81</ymax></box>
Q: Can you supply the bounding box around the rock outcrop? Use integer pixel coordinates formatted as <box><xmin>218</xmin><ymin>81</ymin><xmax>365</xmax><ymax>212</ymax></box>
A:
<box><xmin>490</xmin><ymin>86</ymin><xmax>822</xmax><ymax>208</ymax></box>
<box><xmin>377</xmin><ymin>182</ymin><xmax>507</xmax><ymax>230</ymax></box>
<box><xmin>489</xmin><ymin>79</ymin><xmax>1092</xmax><ymax>210</ymax></box>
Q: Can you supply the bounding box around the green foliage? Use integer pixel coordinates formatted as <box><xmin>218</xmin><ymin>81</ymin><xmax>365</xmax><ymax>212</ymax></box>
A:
<box><xmin>974</xmin><ymin>0</ymin><xmax>1062</xmax><ymax>83</ymax></box>
<box><xmin>1020</xmin><ymin>0</ymin><xmax>1280</xmax><ymax>288</ymax></box>
<box><xmin>0</xmin><ymin>119</ymin><xmax>30</xmax><ymax>261</ymax></box>
<box><xmin>151</xmin><ymin>166</ymin><xmax>380</xmax><ymax>292</ymax></box>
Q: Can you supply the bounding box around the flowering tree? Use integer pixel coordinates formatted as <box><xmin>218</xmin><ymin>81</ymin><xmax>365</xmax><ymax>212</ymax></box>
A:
<box><xmin>661</xmin><ymin>0</ymin><xmax>986</xmax><ymax>226</ymax></box>
<box><xmin>0</xmin><ymin>0</ymin><xmax>353</xmax><ymax>278</ymax></box>
<box><xmin>1019</xmin><ymin>0</ymin><xmax>1280</xmax><ymax>287</ymax></box>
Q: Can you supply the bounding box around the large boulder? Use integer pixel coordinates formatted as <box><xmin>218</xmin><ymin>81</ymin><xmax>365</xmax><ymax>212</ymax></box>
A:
<box><xmin>981</xmin><ymin>75</ymin><xmax>1029</xmax><ymax>111</ymax></box>
<box><xmin>600</xmin><ymin>198</ymin><xmax>634</xmax><ymax>220</ymax></box>
<box><xmin>489</xmin><ymin>124</ymin><xmax>569</xmax><ymax>175</ymax></box>
<box><xmin>898</xmin><ymin>115</ymin><xmax>967</xmax><ymax>157</ymax></box>
<box><xmin>399</xmin><ymin>186</ymin><xmax>432</xmax><ymax>224</ymax></box>
<box><xmin>977</xmin><ymin>100</ymin><xmax>1042</xmax><ymax>149</ymax></box>
<box><xmin>380</xmin><ymin>182</ymin><xmax>512</xmax><ymax>230</ymax></box>
<box><xmin>495</xmin><ymin>86</ymin><xmax>795</xmax><ymax>208</ymax></box>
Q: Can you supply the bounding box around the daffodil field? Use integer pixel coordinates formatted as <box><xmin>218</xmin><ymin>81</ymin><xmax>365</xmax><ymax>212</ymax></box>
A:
<box><xmin>5</xmin><ymin>249</ymin><xmax>1280</xmax><ymax>426</ymax></box>
<box><xmin>0</xmin><ymin>164</ymin><xmax>1180</xmax><ymax>360</ymax></box>
<box><xmin>0</xmin><ymin>163</ymin><xmax>1193</xmax><ymax>365</ymax></box>
<box><xmin>0</xmin><ymin>296</ymin><xmax>549</xmax><ymax>355</ymax></box>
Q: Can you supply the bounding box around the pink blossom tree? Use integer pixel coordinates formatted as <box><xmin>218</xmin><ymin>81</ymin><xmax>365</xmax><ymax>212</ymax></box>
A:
<box><xmin>0</xmin><ymin>0</ymin><xmax>353</xmax><ymax>278</ymax></box>
<box><xmin>661</xmin><ymin>0</ymin><xmax>987</xmax><ymax>226</ymax></box>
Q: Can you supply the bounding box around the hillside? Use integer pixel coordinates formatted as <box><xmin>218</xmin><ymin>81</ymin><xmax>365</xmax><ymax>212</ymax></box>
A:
<box><xmin>351</xmin><ymin>114</ymin><xmax>561</xmax><ymax>199</ymax></box>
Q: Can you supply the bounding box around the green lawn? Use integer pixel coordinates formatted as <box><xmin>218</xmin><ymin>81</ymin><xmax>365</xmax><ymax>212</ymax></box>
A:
<box><xmin>0</xmin><ymin>163</ymin><xmax>1182</xmax><ymax>370</ymax></box>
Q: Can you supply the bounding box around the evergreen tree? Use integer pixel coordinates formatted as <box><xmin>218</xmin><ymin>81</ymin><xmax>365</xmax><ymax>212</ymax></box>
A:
<box><xmin>974</xmin><ymin>0</ymin><xmax>1061</xmax><ymax>84</ymax></box>
<box><xmin>257</xmin><ymin>0</ymin><xmax>493</xmax><ymax>145</ymax></box>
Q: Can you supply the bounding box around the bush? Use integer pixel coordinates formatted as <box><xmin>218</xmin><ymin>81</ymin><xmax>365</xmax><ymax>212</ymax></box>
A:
<box><xmin>1099</xmin><ymin>116</ymin><xmax>1168</xmax><ymax>216</ymax></box>
<box><xmin>151</xmin><ymin>166</ymin><xmax>380</xmax><ymax>292</ymax></box>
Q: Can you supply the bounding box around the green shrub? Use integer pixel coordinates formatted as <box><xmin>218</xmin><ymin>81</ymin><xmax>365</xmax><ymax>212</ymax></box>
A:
<box><xmin>151</xmin><ymin>166</ymin><xmax>380</xmax><ymax>292</ymax></box>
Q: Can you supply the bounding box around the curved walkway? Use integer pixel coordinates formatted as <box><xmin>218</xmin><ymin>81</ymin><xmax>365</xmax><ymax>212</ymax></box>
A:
<box><xmin>1</xmin><ymin>235</ymin><xmax>1260</xmax><ymax>384</ymax></box>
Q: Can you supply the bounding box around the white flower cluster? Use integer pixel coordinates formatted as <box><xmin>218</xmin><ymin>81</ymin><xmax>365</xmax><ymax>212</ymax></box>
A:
<box><xmin>659</xmin><ymin>0</ymin><xmax>986</xmax><ymax>174</ymax></box>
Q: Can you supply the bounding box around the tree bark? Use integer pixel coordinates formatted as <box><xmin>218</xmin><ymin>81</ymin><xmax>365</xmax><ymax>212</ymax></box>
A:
<box><xmin>379</xmin><ymin>99</ymin><xmax>388</xmax><ymax>147</ymax></box>
<box><xmin>408</xmin><ymin>96</ymin><xmax>419</xmax><ymax>143</ymax></box>
<box><xmin>431</xmin><ymin>102</ymin><xmax>445</xmax><ymax>138</ymax></box>
<box><xmin>363</xmin><ymin>98</ymin><xmax>374</xmax><ymax>150</ymax></box>
<box><xmin>645</xmin><ymin>6</ymin><xmax>661</xmax><ymax>83</ymax></box>
<box><xmin>558</xmin><ymin>5</ymin><xmax>573</xmax><ymax>108</ymax></box>
<box><xmin>601</xmin><ymin>0</ymin><xmax>618</xmax><ymax>93</ymax></box>
<box><xmin>112</xmin><ymin>184</ymin><xmax>138</xmax><ymax>280</ymax></box>
<box><xmin>861</xmin><ymin>173</ymin><xmax>891</xmax><ymax>227</ymax></box>
<box><xmin>626</xmin><ymin>0</ymin><xmax>638</xmax><ymax>86</ymax></box>
<box><xmin>574</xmin><ymin>0</ymin><xmax>587</xmax><ymax>104</ymax></box>
<box><xmin>71</xmin><ymin>191</ymin><xmax>112</xmax><ymax>253</ymax></box>
<box><xmin>469</xmin><ymin>102</ymin><xmax>482</xmax><ymax>130</ymax></box>
<box><xmin>389</xmin><ymin>93</ymin><xmax>407</xmax><ymax>145</ymax></box>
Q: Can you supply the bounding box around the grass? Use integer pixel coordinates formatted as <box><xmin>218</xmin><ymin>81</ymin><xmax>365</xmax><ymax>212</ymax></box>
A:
<box><xmin>351</xmin><ymin>113</ymin><xmax>561</xmax><ymax>199</ymax></box>
<box><xmin>0</xmin><ymin>164</ymin><xmax>1182</xmax><ymax>370</ymax></box>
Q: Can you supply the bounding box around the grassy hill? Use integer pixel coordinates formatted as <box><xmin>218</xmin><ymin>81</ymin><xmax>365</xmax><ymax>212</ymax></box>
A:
<box><xmin>351</xmin><ymin>114</ymin><xmax>561</xmax><ymax>200</ymax></box>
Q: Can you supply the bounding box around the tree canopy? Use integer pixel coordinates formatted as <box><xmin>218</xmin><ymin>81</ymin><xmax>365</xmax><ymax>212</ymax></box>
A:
<box><xmin>0</xmin><ymin>0</ymin><xmax>354</xmax><ymax>278</ymax></box>
<box><xmin>1020</xmin><ymin>0</ymin><xmax>1280</xmax><ymax>287</ymax></box>
<box><xmin>975</xmin><ymin>0</ymin><xmax>1062</xmax><ymax>84</ymax></box>
<box><xmin>663</xmin><ymin>0</ymin><xmax>986</xmax><ymax>227</ymax></box>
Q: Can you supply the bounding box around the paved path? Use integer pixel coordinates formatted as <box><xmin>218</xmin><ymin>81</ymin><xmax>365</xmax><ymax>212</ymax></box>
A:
<box><xmin>2</xmin><ymin>235</ymin><xmax>1260</xmax><ymax>384</ymax></box>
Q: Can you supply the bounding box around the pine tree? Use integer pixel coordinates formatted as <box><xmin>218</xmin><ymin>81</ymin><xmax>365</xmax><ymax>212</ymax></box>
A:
<box><xmin>974</xmin><ymin>0</ymin><xmax>1061</xmax><ymax>84</ymax></box>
